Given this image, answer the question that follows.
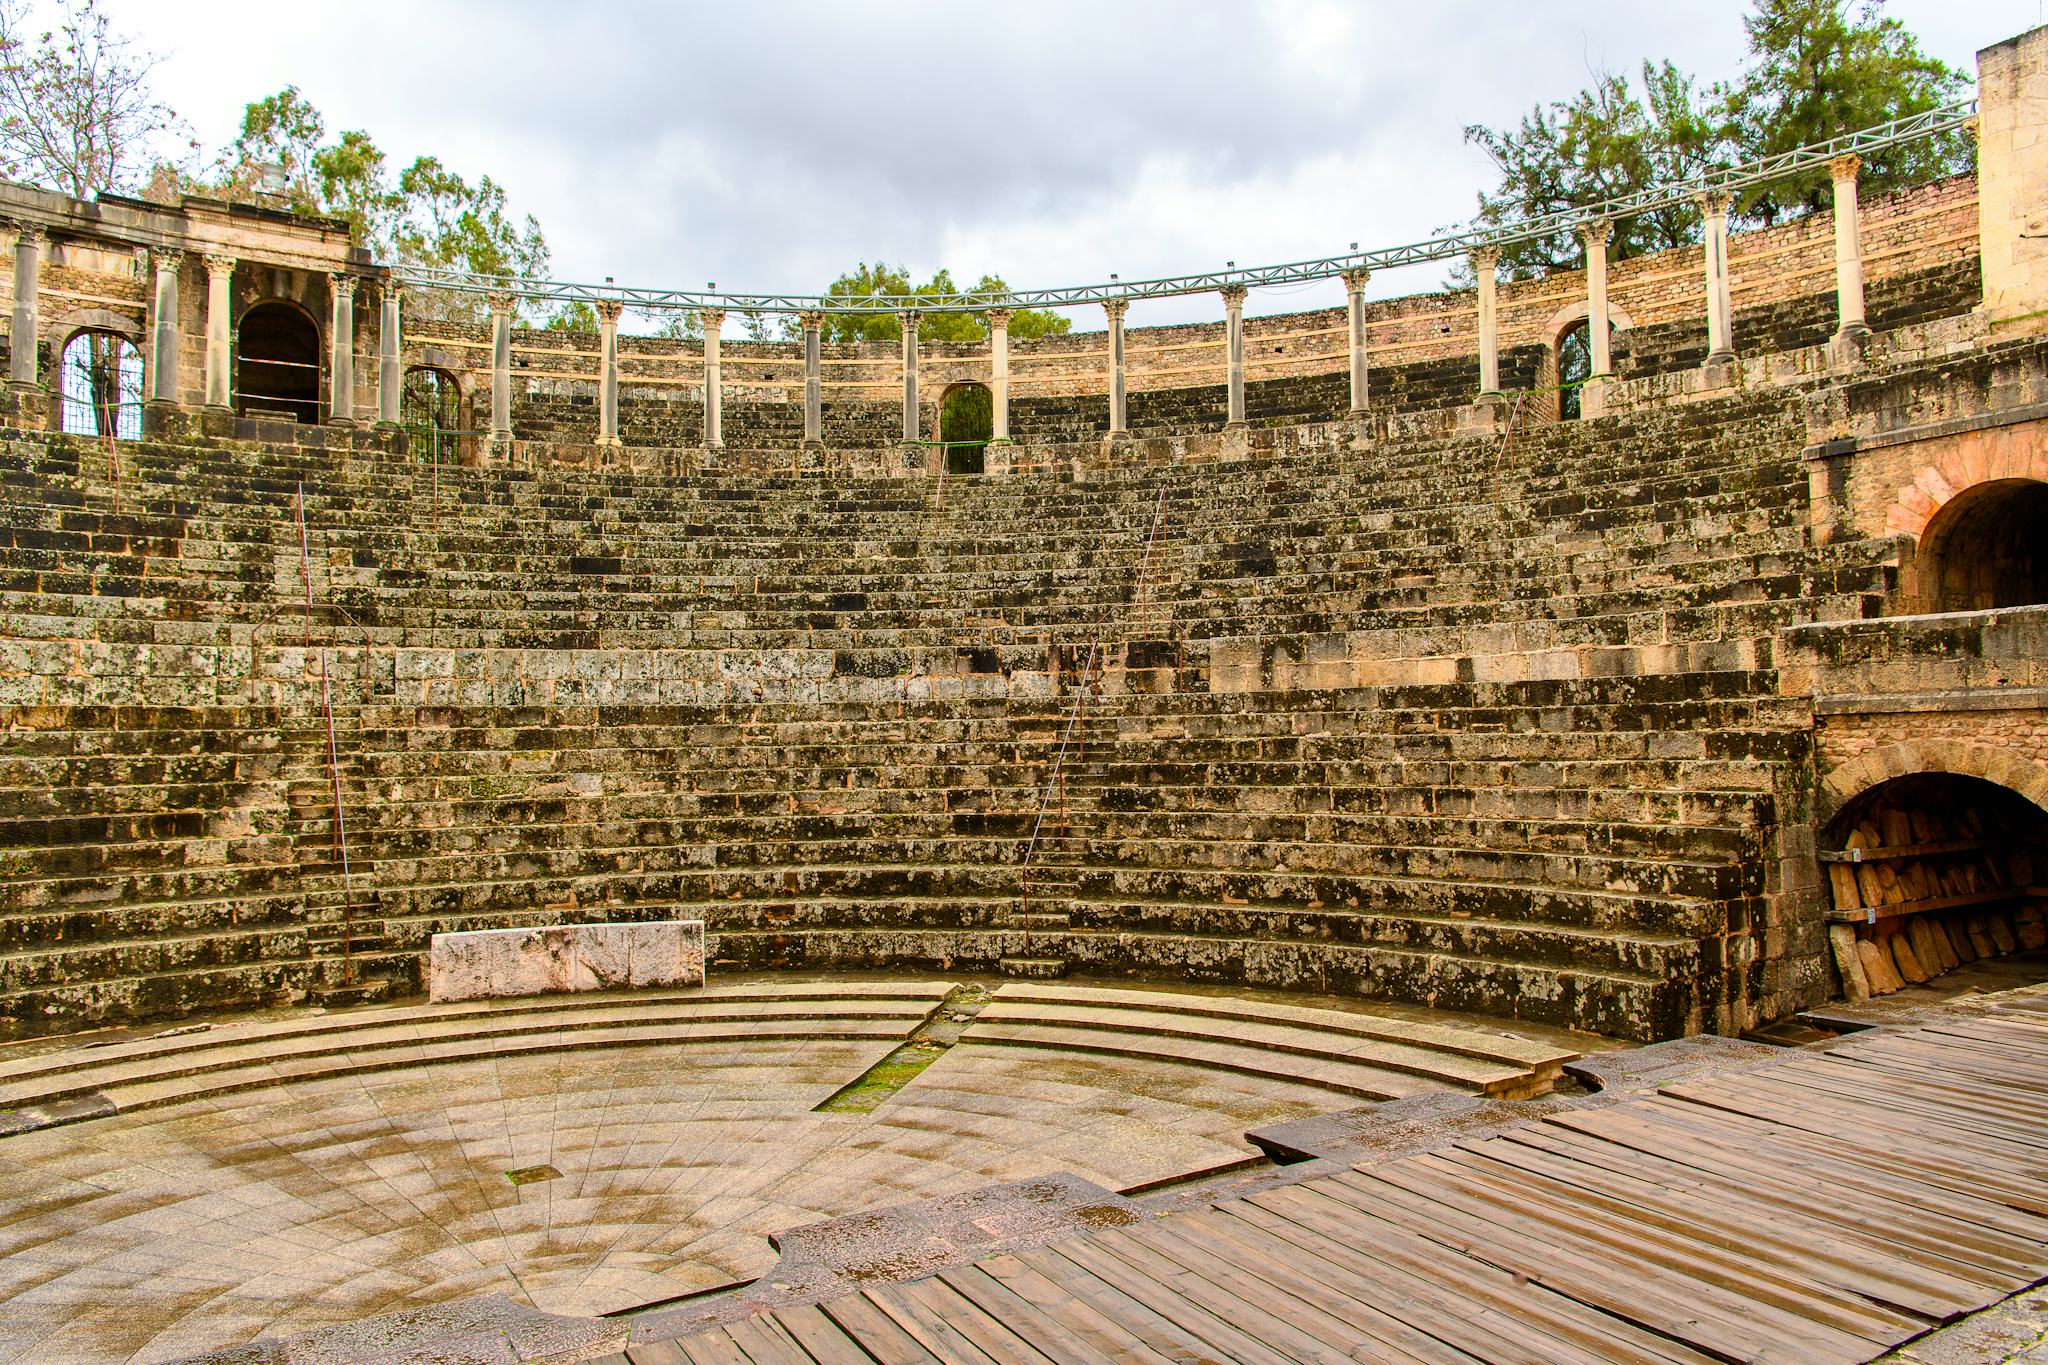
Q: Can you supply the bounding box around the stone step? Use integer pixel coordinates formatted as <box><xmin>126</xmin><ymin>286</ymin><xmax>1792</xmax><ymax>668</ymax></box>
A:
<box><xmin>997</xmin><ymin>957</ymin><xmax>1068</xmax><ymax>980</ymax></box>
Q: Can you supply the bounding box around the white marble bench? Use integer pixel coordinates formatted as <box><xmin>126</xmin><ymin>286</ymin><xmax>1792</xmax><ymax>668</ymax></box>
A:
<box><xmin>428</xmin><ymin>920</ymin><xmax>706</xmax><ymax>1002</ymax></box>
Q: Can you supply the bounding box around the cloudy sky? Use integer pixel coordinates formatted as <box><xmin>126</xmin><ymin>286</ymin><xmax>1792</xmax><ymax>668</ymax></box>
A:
<box><xmin>91</xmin><ymin>1</ymin><xmax>2036</xmax><ymax>326</ymax></box>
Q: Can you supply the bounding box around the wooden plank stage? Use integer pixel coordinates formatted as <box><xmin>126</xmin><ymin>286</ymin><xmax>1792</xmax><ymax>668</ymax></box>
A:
<box><xmin>630</xmin><ymin>1004</ymin><xmax>2048</xmax><ymax>1364</ymax></box>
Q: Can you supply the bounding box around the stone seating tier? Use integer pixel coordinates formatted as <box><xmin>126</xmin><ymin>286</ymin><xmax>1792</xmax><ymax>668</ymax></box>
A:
<box><xmin>3</xmin><ymin>336</ymin><xmax>1978</xmax><ymax>1042</ymax></box>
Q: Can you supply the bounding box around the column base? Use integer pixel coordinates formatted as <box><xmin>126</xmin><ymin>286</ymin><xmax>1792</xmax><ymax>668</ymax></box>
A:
<box><xmin>8</xmin><ymin>378</ymin><xmax>41</xmax><ymax>397</ymax></box>
<box><xmin>1222</xmin><ymin>421</ymin><xmax>1248</xmax><ymax>435</ymax></box>
<box><xmin>594</xmin><ymin>436</ymin><xmax>623</xmax><ymax>449</ymax></box>
<box><xmin>328</xmin><ymin>417</ymin><xmax>358</xmax><ymax>430</ymax></box>
<box><xmin>802</xmin><ymin>439</ymin><xmax>824</xmax><ymax>452</ymax></box>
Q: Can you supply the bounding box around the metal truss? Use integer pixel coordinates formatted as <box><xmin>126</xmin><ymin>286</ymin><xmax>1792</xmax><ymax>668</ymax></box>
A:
<box><xmin>391</xmin><ymin>99</ymin><xmax>1978</xmax><ymax>317</ymax></box>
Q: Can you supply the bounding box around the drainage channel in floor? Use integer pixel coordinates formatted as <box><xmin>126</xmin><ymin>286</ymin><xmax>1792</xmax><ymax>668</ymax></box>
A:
<box><xmin>813</xmin><ymin>983</ymin><xmax>993</xmax><ymax>1114</ymax></box>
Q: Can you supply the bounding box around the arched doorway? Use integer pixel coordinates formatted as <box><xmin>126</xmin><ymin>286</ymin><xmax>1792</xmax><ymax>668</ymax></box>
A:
<box><xmin>1556</xmin><ymin>321</ymin><xmax>1592</xmax><ymax>421</ymax></box>
<box><xmin>1821</xmin><ymin>771</ymin><xmax>2048</xmax><ymax>993</ymax></box>
<box><xmin>57</xmin><ymin>330</ymin><xmax>143</xmax><ymax>439</ymax></box>
<box><xmin>939</xmin><ymin>382</ymin><xmax>992</xmax><ymax>475</ymax></box>
<box><xmin>1914</xmin><ymin>478</ymin><xmax>2048</xmax><ymax>612</ymax></box>
<box><xmin>401</xmin><ymin>366</ymin><xmax>463</xmax><ymax>466</ymax></box>
<box><xmin>236</xmin><ymin>302</ymin><xmax>322</xmax><ymax>423</ymax></box>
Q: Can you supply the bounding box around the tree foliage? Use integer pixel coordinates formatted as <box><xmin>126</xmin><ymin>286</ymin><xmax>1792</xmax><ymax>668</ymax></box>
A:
<box><xmin>1728</xmin><ymin>0</ymin><xmax>1970</xmax><ymax>223</ymax></box>
<box><xmin>0</xmin><ymin>0</ymin><xmax>185</xmax><ymax>197</ymax></box>
<box><xmin>817</xmin><ymin>262</ymin><xmax>1071</xmax><ymax>343</ymax></box>
<box><xmin>1464</xmin><ymin>0</ymin><xmax>1969</xmax><ymax>278</ymax></box>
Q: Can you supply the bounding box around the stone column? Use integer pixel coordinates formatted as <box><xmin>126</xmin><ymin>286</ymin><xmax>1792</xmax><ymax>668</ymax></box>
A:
<box><xmin>148</xmin><ymin>249</ymin><xmax>182</xmax><ymax>407</ymax></box>
<box><xmin>1580</xmin><ymin>219</ymin><xmax>1613</xmax><ymax>418</ymax></box>
<box><xmin>986</xmin><ymin>306</ymin><xmax>1012</xmax><ymax>442</ymax></box>
<box><xmin>328</xmin><ymin>273</ymin><xmax>357</xmax><ymax>426</ymax></box>
<box><xmin>595</xmin><ymin>299</ymin><xmax>622</xmax><ymax>447</ymax></box>
<box><xmin>201</xmin><ymin>255</ymin><xmax>234</xmax><ymax>410</ymax></box>
<box><xmin>9</xmin><ymin>226</ymin><xmax>42</xmax><ymax>391</ymax></box>
<box><xmin>899</xmin><ymin>309</ymin><xmax>921</xmax><ymax>444</ymax></box>
<box><xmin>1341</xmin><ymin>266</ymin><xmax>1370</xmax><ymax>414</ymax></box>
<box><xmin>1104</xmin><ymin>298</ymin><xmax>1128</xmax><ymax>437</ymax></box>
<box><xmin>377</xmin><ymin>282</ymin><xmax>401</xmax><ymax>426</ymax></box>
<box><xmin>488</xmin><ymin>292</ymin><xmax>513</xmax><ymax>443</ymax></box>
<box><xmin>700</xmin><ymin>307</ymin><xmax>724</xmax><ymax>452</ymax></box>
<box><xmin>1697</xmin><ymin>191</ymin><xmax>1735</xmax><ymax>365</ymax></box>
<box><xmin>800</xmin><ymin>310</ymin><xmax>823</xmax><ymax>449</ymax></box>
<box><xmin>1472</xmin><ymin>246</ymin><xmax>1501</xmax><ymax>400</ymax></box>
<box><xmin>1829</xmin><ymin>155</ymin><xmax>1869</xmax><ymax>344</ymax></box>
<box><xmin>1222</xmin><ymin>285</ymin><xmax>1248</xmax><ymax>431</ymax></box>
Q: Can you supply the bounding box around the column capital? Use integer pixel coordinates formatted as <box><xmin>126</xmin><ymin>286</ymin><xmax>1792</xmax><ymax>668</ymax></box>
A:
<box><xmin>382</xmin><ymin>279</ymin><xmax>402</xmax><ymax>308</ymax></box>
<box><xmin>595</xmin><ymin>299</ymin><xmax>623</xmax><ymax>325</ymax></box>
<box><xmin>328</xmin><ymin>271</ymin><xmax>357</xmax><ymax>301</ymax></box>
<box><xmin>899</xmin><ymin>308</ymin><xmax>922</xmax><ymax>336</ymax></box>
<box><xmin>6</xmin><ymin>220</ymin><xmax>43</xmax><ymax>245</ymax></box>
<box><xmin>1694</xmin><ymin>189</ymin><xmax>1733</xmax><ymax>218</ymax></box>
<box><xmin>203</xmin><ymin>252</ymin><xmax>235</xmax><ymax>279</ymax></box>
<box><xmin>1828</xmin><ymin>153</ymin><xmax>1861</xmax><ymax>183</ymax></box>
<box><xmin>1578</xmin><ymin>217</ymin><xmax>1613</xmax><ymax>249</ymax></box>
<box><xmin>1220</xmin><ymin>284</ymin><xmax>1248</xmax><ymax>309</ymax></box>
<box><xmin>487</xmin><ymin>291</ymin><xmax>514</xmax><ymax>317</ymax></box>
<box><xmin>153</xmin><ymin>247</ymin><xmax>184</xmax><ymax>272</ymax></box>
<box><xmin>984</xmin><ymin>306</ymin><xmax>1014</xmax><ymax>327</ymax></box>
<box><xmin>800</xmin><ymin>309</ymin><xmax>824</xmax><ymax>331</ymax></box>
<box><xmin>1340</xmin><ymin>266</ymin><xmax>1370</xmax><ymax>294</ymax></box>
<box><xmin>1470</xmin><ymin>245</ymin><xmax>1500</xmax><ymax>275</ymax></box>
<box><xmin>1102</xmin><ymin>298</ymin><xmax>1128</xmax><ymax>325</ymax></box>
<box><xmin>698</xmin><ymin>307</ymin><xmax>726</xmax><ymax>331</ymax></box>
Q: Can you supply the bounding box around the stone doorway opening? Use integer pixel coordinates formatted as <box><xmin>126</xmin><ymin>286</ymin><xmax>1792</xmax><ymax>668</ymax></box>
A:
<box><xmin>57</xmin><ymin>330</ymin><xmax>142</xmax><ymax>439</ymax></box>
<box><xmin>402</xmin><ymin>365</ymin><xmax>464</xmax><ymax>465</ymax></box>
<box><xmin>1821</xmin><ymin>771</ymin><xmax>2048</xmax><ymax>996</ymax></box>
<box><xmin>236</xmin><ymin>300</ymin><xmax>322</xmax><ymax>423</ymax></box>
<box><xmin>939</xmin><ymin>381</ymin><xmax>992</xmax><ymax>474</ymax></box>
<box><xmin>1914</xmin><ymin>477</ymin><xmax>2048</xmax><ymax>611</ymax></box>
<box><xmin>1556</xmin><ymin>320</ymin><xmax>1592</xmax><ymax>421</ymax></box>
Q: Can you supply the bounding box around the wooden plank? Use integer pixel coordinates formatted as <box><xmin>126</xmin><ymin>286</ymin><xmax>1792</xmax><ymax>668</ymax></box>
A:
<box><xmin>1473</xmin><ymin>1129</ymin><xmax>1989</xmax><ymax>1319</ymax></box>
<box><xmin>1186</xmin><ymin>1204</ymin><xmax>1583</xmax><ymax>1365</ymax></box>
<box><xmin>940</xmin><ymin>1264</ymin><xmax>1169</xmax><ymax>1365</ymax></box>
<box><xmin>1359</xmin><ymin>1157</ymin><xmax>1892</xmax><ymax>1358</ymax></box>
<box><xmin>1667</xmin><ymin>1071</ymin><xmax>2048</xmax><ymax>1176</ymax></box>
<box><xmin>1049</xmin><ymin>1233</ymin><xmax>1313</xmax><ymax>1365</ymax></box>
<box><xmin>858</xmin><ymin>1284</ymin><xmax>1012</xmax><ymax>1365</ymax></box>
<box><xmin>1821</xmin><ymin>839</ymin><xmax>1989</xmax><ymax>863</ymax></box>
<box><xmin>1093</xmin><ymin>1221</ymin><xmax>1430</xmax><ymax>1364</ymax></box>
<box><xmin>1432</xmin><ymin>1141</ymin><xmax>1931</xmax><ymax>1335</ymax></box>
<box><xmin>889</xmin><ymin>1276</ymin><xmax>1081</xmax><ymax>1365</ymax></box>
<box><xmin>1540</xmin><ymin>1109</ymin><xmax>2037</xmax><ymax>1289</ymax></box>
<box><xmin>1142</xmin><ymin>1212</ymin><xmax>1487</xmax><ymax>1364</ymax></box>
<box><xmin>1323</xmin><ymin>1167</ymin><xmax>1876</xmax><ymax>1363</ymax></box>
<box><xmin>665</xmin><ymin>1329</ymin><xmax>754</xmax><ymax>1365</ymax></box>
<box><xmin>1636</xmin><ymin>1087</ymin><xmax>2048</xmax><ymax>1244</ymax></box>
<box><xmin>1645</xmin><ymin>1083</ymin><xmax>2048</xmax><ymax>1219</ymax></box>
<box><xmin>999</xmin><ymin>1245</ymin><xmax>1267</xmax><ymax>1365</ymax></box>
<box><xmin>814</xmin><ymin>1292</ymin><xmax>944</xmax><ymax>1364</ymax></box>
<box><xmin>1823</xmin><ymin>888</ymin><xmax>2019</xmax><ymax>923</ymax></box>
<box><xmin>768</xmin><ymin>1304</ymin><xmax>879</xmax><ymax>1365</ymax></box>
<box><xmin>718</xmin><ymin>1316</ymin><xmax>814</xmax><ymax>1364</ymax></box>
<box><xmin>1229</xmin><ymin>1192</ymin><xmax>1720</xmax><ymax>1365</ymax></box>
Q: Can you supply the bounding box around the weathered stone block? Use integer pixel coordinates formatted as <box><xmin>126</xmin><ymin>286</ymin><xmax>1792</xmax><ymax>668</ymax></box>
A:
<box><xmin>428</xmin><ymin>919</ymin><xmax>706</xmax><ymax>1002</ymax></box>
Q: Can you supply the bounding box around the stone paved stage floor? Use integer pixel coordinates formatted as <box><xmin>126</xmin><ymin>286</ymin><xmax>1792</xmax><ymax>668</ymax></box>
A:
<box><xmin>0</xmin><ymin>975</ymin><xmax>1590</xmax><ymax>1365</ymax></box>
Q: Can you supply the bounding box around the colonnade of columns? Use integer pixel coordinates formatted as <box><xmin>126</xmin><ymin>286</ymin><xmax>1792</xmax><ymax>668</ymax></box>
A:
<box><xmin>1465</xmin><ymin>156</ymin><xmax>1872</xmax><ymax>412</ymax></box>
<box><xmin>0</xmin><ymin>151</ymin><xmax>1878</xmax><ymax>447</ymax></box>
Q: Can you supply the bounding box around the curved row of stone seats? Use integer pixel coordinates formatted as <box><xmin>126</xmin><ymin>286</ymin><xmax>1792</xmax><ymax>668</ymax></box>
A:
<box><xmin>0</xmin><ymin>341</ymin><xmax>1916</xmax><ymax>1041</ymax></box>
<box><xmin>0</xmin><ymin>980</ymin><xmax>952</xmax><ymax>1131</ymax></box>
<box><xmin>967</xmin><ymin>982</ymin><xmax>1576</xmax><ymax>1100</ymax></box>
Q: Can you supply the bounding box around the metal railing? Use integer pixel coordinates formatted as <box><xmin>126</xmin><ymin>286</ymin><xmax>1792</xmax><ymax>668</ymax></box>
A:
<box><xmin>390</xmin><ymin>100</ymin><xmax>1976</xmax><ymax>318</ymax></box>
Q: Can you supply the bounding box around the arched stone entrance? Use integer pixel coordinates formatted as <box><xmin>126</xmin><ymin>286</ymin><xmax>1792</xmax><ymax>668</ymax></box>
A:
<box><xmin>56</xmin><ymin>329</ymin><xmax>144</xmax><ymax>439</ymax></box>
<box><xmin>939</xmin><ymin>381</ymin><xmax>992</xmax><ymax>474</ymax></box>
<box><xmin>236</xmin><ymin>300</ymin><xmax>322</xmax><ymax>423</ymax></box>
<box><xmin>1819</xmin><ymin>768</ymin><xmax>2048</xmax><ymax>995</ymax></box>
<box><xmin>1912</xmin><ymin>477</ymin><xmax>2048</xmax><ymax>611</ymax></box>
<box><xmin>402</xmin><ymin>365</ymin><xmax>465</xmax><ymax>466</ymax></box>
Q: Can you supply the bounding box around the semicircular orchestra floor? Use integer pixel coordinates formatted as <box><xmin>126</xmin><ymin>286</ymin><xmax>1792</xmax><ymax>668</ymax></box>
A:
<box><xmin>0</xmin><ymin>974</ymin><xmax>1593</xmax><ymax>1365</ymax></box>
